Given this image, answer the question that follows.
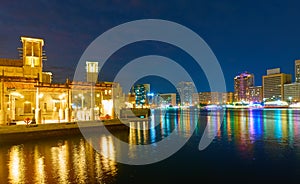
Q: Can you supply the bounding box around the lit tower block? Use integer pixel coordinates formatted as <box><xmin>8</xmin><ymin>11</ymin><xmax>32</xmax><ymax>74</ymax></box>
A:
<box><xmin>86</xmin><ymin>61</ymin><xmax>99</xmax><ymax>120</ymax></box>
<box><xmin>19</xmin><ymin>37</ymin><xmax>46</xmax><ymax>124</ymax></box>
<box><xmin>86</xmin><ymin>61</ymin><xmax>99</xmax><ymax>83</ymax></box>
<box><xmin>20</xmin><ymin>37</ymin><xmax>46</xmax><ymax>82</ymax></box>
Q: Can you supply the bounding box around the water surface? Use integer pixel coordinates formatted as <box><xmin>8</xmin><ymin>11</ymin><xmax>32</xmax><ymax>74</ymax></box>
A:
<box><xmin>1</xmin><ymin>109</ymin><xmax>300</xmax><ymax>183</ymax></box>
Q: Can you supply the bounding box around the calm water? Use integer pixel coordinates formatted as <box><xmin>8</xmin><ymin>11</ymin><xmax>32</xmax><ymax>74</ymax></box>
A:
<box><xmin>1</xmin><ymin>109</ymin><xmax>300</xmax><ymax>183</ymax></box>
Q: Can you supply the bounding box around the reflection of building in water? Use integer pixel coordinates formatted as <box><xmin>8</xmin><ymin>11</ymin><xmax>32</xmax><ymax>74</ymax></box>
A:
<box><xmin>206</xmin><ymin>111</ymin><xmax>222</xmax><ymax>138</ymax></box>
<box><xmin>8</xmin><ymin>145</ymin><xmax>25</xmax><ymax>184</ymax></box>
<box><xmin>222</xmin><ymin>109</ymin><xmax>299</xmax><ymax>160</ymax></box>
<box><xmin>34</xmin><ymin>146</ymin><xmax>46</xmax><ymax>184</ymax></box>
<box><xmin>0</xmin><ymin>36</ymin><xmax>124</xmax><ymax>124</ymax></box>
<box><xmin>129</xmin><ymin>121</ymin><xmax>149</xmax><ymax>145</ymax></box>
<box><xmin>225</xmin><ymin>111</ymin><xmax>233</xmax><ymax>141</ymax></box>
<box><xmin>72</xmin><ymin>139</ymin><xmax>88</xmax><ymax>182</ymax></box>
<box><xmin>5</xmin><ymin>137</ymin><xmax>119</xmax><ymax>183</ymax></box>
<box><xmin>99</xmin><ymin>136</ymin><xmax>117</xmax><ymax>175</ymax></box>
<box><xmin>51</xmin><ymin>141</ymin><xmax>69</xmax><ymax>183</ymax></box>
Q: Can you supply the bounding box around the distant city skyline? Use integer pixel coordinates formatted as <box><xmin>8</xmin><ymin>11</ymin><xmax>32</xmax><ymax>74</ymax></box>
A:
<box><xmin>1</xmin><ymin>1</ymin><xmax>300</xmax><ymax>92</ymax></box>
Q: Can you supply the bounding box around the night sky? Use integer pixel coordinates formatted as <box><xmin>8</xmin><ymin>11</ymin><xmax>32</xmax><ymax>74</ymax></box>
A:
<box><xmin>1</xmin><ymin>0</ymin><xmax>300</xmax><ymax>93</ymax></box>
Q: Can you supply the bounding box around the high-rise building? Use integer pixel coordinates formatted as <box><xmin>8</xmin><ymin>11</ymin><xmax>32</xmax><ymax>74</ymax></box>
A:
<box><xmin>176</xmin><ymin>82</ymin><xmax>196</xmax><ymax>106</ymax></box>
<box><xmin>284</xmin><ymin>83</ymin><xmax>300</xmax><ymax>102</ymax></box>
<box><xmin>234</xmin><ymin>72</ymin><xmax>254</xmax><ymax>102</ymax></box>
<box><xmin>262</xmin><ymin>68</ymin><xmax>292</xmax><ymax>100</ymax></box>
<box><xmin>295</xmin><ymin>60</ymin><xmax>300</xmax><ymax>83</ymax></box>
<box><xmin>86</xmin><ymin>61</ymin><xmax>98</xmax><ymax>83</ymax></box>
<box><xmin>248</xmin><ymin>86</ymin><xmax>263</xmax><ymax>102</ymax></box>
<box><xmin>131</xmin><ymin>84</ymin><xmax>150</xmax><ymax>107</ymax></box>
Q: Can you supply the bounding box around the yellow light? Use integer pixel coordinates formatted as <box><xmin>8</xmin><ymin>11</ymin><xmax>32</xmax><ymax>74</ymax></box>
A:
<box><xmin>10</xmin><ymin>92</ymin><xmax>24</xmax><ymax>98</ymax></box>
<box><xmin>38</xmin><ymin>93</ymin><xmax>43</xmax><ymax>98</ymax></box>
<box><xmin>8</xmin><ymin>146</ymin><xmax>25</xmax><ymax>183</ymax></box>
<box><xmin>21</xmin><ymin>36</ymin><xmax>44</xmax><ymax>46</ymax></box>
<box><xmin>59</xmin><ymin>93</ymin><xmax>66</xmax><ymax>100</ymax></box>
<box><xmin>102</xmin><ymin>100</ymin><xmax>113</xmax><ymax>116</ymax></box>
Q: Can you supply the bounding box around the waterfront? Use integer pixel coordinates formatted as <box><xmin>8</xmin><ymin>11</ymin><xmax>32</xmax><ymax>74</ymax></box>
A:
<box><xmin>0</xmin><ymin>109</ymin><xmax>300</xmax><ymax>183</ymax></box>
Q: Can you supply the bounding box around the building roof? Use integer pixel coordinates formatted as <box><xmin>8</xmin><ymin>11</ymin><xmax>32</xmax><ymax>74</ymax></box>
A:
<box><xmin>0</xmin><ymin>58</ymin><xmax>23</xmax><ymax>67</ymax></box>
<box><xmin>21</xmin><ymin>36</ymin><xmax>44</xmax><ymax>46</ymax></box>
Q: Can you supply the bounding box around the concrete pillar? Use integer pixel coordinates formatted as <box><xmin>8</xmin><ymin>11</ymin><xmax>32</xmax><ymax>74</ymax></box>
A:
<box><xmin>59</xmin><ymin>108</ymin><xmax>64</xmax><ymax>120</ymax></box>
<box><xmin>0</xmin><ymin>74</ymin><xmax>6</xmax><ymax>125</ymax></box>
<box><xmin>65</xmin><ymin>108</ymin><xmax>70</xmax><ymax>122</ymax></box>
<box><xmin>65</xmin><ymin>79</ymin><xmax>71</xmax><ymax>122</ymax></box>
<box><xmin>35</xmin><ymin>108</ymin><xmax>41</xmax><ymax>124</ymax></box>
<box><xmin>35</xmin><ymin>82</ymin><xmax>41</xmax><ymax>124</ymax></box>
<box><xmin>90</xmin><ymin>108</ymin><xmax>94</xmax><ymax>121</ymax></box>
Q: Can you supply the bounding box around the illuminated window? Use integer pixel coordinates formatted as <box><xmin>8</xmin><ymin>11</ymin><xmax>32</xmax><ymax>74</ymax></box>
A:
<box><xmin>86</xmin><ymin>61</ymin><xmax>99</xmax><ymax>73</ymax></box>
<box><xmin>31</xmin><ymin>58</ymin><xmax>35</xmax><ymax>67</ymax></box>
<box><xmin>90</xmin><ymin>64</ymin><xmax>95</xmax><ymax>72</ymax></box>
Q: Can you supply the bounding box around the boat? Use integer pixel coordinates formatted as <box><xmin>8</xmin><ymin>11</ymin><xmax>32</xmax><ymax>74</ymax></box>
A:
<box><xmin>263</xmin><ymin>100</ymin><xmax>289</xmax><ymax>108</ymax></box>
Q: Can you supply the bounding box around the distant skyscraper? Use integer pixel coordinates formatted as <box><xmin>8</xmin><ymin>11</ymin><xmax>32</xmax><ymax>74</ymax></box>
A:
<box><xmin>295</xmin><ymin>60</ymin><xmax>300</xmax><ymax>83</ymax></box>
<box><xmin>262</xmin><ymin>68</ymin><xmax>292</xmax><ymax>100</ymax></box>
<box><xmin>234</xmin><ymin>72</ymin><xmax>254</xmax><ymax>102</ymax></box>
<box><xmin>176</xmin><ymin>82</ymin><xmax>196</xmax><ymax>106</ymax></box>
<box><xmin>86</xmin><ymin>61</ymin><xmax>98</xmax><ymax>82</ymax></box>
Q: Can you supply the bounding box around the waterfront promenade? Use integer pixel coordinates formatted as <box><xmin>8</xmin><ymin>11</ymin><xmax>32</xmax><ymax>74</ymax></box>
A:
<box><xmin>0</xmin><ymin>119</ymin><xmax>127</xmax><ymax>144</ymax></box>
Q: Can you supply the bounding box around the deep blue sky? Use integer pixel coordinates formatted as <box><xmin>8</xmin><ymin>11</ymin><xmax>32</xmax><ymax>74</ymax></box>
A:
<box><xmin>1</xmin><ymin>0</ymin><xmax>300</xmax><ymax>93</ymax></box>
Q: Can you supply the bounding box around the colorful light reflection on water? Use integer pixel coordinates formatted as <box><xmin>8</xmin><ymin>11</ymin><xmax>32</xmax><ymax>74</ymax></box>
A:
<box><xmin>0</xmin><ymin>109</ymin><xmax>300</xmax><ymax>183</ymax></box>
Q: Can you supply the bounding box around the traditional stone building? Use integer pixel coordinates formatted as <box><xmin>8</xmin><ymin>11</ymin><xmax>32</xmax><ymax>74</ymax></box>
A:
<box><xmin>0</xmin><ymin>36</ymin><xmax>122</xmax><ymax>125</ymax></box>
